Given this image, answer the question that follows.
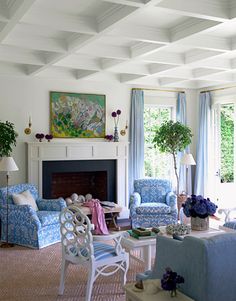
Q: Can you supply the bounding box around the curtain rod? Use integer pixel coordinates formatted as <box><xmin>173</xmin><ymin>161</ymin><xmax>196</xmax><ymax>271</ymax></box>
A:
<box><xmin>200</xmin><ymin>84</ymin><xmax>236</xmax><ymax>93</ymax></box>
<box><xmin>132</xmin><ymin>87</ymin><xmax>185</xmax><ymax>93</ymax></box>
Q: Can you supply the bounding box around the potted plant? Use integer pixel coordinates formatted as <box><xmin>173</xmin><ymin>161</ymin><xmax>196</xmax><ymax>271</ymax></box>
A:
<box><xmin>152</xmin><ymin>120</ymin><xmax>192</xmax><ymax>196</ymax></box>
<box><xmin>0</xmin><ymin>121</ymin><xmax>18</xmax><ymax>157</ymax></box>
<box><xmin>183</xmin><ymin>195</ymin><xmax>217</xmax><ymax>230</ymax></box>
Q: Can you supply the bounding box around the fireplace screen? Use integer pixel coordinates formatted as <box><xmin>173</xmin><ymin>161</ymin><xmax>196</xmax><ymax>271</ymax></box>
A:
<box><xmin>42</xmin><ymin>160</ymin><xmax>116</xmax><ymax>202</ymax></box>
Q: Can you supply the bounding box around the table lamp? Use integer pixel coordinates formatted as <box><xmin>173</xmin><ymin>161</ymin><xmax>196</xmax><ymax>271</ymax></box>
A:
<box><xmin>0</xmin><ymin>157</ymin><xmax>18</xmax><ymax>248</ymax></box>
<box><xmin>180</xmin><ymin>153</ymin><xmax>196</xmax><ymax>196</ymax></box>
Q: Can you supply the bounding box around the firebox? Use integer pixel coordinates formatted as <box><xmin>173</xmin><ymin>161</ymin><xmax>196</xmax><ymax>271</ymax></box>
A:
<box><xmin>42</xmin><ymin>160</ymin><xmax>116</xmax><ymax>202</ymax></box>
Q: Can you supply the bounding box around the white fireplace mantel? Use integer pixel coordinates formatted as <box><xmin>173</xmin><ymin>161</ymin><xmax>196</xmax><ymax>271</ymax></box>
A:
<box><xmin>27</xmin><ymin>141</ymin><xmax>129</xmax><ymax>218</ymax></box>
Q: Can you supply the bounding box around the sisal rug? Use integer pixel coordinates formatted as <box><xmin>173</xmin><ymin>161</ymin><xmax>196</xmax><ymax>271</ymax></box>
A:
<box><xmin>0</xmin><ymin>242</ymin><xmax>145</xmax><ymax>301</ymax></box>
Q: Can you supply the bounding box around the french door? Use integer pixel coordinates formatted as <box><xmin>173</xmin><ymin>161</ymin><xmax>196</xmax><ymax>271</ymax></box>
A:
<box><xmin>211</xmin><ymin>102</ymin><xmax>236</xmax><ymax>208</ymax></box>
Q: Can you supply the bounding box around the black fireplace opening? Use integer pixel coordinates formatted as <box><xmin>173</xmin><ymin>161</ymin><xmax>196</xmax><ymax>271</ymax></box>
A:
<box><xmin>42</xmin><ymin>160</ymin><xmax>116</xmax><ymax>202</ymax></box>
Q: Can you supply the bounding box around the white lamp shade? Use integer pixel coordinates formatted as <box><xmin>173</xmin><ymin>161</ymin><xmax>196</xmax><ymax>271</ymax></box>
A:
<box><xmin>0</xmin><ymin>157</ymin><xmax>19</xmax><ymax>172</ymax></box>
<box><xmin>180</xmin><ymin>153</ymin><xmax>196</xmax><ymax>166</ymax></box>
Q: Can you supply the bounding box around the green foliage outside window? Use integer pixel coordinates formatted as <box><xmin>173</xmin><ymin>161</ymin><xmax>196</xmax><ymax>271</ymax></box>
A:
<box><xmin>220</xmin><ymin>104</ymin><xmax>234</xmax><ymax>183</ymax></box>
<box><xmin>144</xmin><ymin>107</ymin><xmax>172</xmax><ymax>178</ymax></box>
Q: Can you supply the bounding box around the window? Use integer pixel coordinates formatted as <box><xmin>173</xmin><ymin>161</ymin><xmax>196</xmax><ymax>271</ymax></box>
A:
<box><xmin>144</xmin><ymin>105</ymin><xmax>173</xmax><ymax>178</ymax></box>
<box><xmin>220</xmin><ymin>103</ymin><xmax>234</xmax><ymax>183</ymax></box>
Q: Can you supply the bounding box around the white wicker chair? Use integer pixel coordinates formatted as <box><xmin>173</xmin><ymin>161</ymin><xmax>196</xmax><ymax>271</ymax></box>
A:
<box><xmin>58</xmin><ymin>205</ymin><xmax>129</xmax><ymax>301</ymax></box>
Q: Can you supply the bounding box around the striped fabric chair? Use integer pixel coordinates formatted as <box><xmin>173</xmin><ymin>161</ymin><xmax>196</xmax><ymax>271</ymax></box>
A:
<box><xmin>58</xmin><ymin>205</ymin><xmax>129</xmax><ymax>301</ymax></box>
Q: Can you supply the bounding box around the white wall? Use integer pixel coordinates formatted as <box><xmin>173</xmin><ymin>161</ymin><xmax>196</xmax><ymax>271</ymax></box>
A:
<box><xmin>0</xmin><ymin>76</ymin><xmax>130</xmax><ymax>186</ymax></box>
<box><xmin>0</xmin><ymin>75</ymin><xmax>199</xmax><ymax>187</ymax></box>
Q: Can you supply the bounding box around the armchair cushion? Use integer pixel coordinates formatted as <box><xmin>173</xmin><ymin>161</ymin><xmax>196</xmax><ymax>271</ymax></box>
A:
<box><xmin>136</xmin><ymin>203</ymin><xmax>171</xmax><ymax>215</ymax></box>
<box><xmin>12</xmin><ymin>189</ymin><xmax>39</xmax><ymax>211</ymax></box>
<box><xmin>36</xmin><ymin>198</ymin><xmax>66</xmax><ymax>211</ymax></box>
<box><xmin>37</xmin><ymin>211</ymin><xmax>61</xmax><ymax>227</ymax></box>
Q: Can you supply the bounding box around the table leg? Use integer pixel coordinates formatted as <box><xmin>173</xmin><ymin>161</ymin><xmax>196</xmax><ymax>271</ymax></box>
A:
<box><xmin>142</xmin><ymin>245</ymin><xmax>152</xmax><ymax>271</ymax></box>
<box><xmin>106</xmin><ymin>212</ymin><xmax>120</xmax><ymax>231</ymax></box>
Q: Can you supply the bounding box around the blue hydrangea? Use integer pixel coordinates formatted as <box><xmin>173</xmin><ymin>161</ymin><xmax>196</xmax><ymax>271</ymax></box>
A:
<box><xmin>183</xmin><ymin>195</ymin><xmax>217</xmax><ymax>218</ymax></box>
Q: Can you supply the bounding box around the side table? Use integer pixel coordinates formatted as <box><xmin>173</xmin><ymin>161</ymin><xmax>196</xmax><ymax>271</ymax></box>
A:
<box><xmin>125</xmin><ymin>280</ymin><xmax>194</xmax><ymax>301</ymax></box>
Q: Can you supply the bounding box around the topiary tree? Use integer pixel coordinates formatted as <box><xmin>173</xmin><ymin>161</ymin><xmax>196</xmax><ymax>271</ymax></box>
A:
<box><xmin>152</xmin><ymin>120</ymin><xmax>193</xmax><ymax>195</ymax></box>
<box><xmin>0</xmin><ymin>121</ymin><xmax>18</xmax><ymax>157</ymax></box>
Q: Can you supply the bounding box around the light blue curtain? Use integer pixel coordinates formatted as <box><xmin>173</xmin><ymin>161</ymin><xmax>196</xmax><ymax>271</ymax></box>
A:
<box><xmin>194</xmin><ymin>92</ymin><xmax>212</xmax><ymax>196</ymax></box>
<box><xmin>177</xmin><ymin>92</ymin><xmax>192</xmax><ymax>195</ymax></box>
<box><xmin>129</xmin><ymin>89</ymin><xmax>144</xmax><ymax>195</ymax></box>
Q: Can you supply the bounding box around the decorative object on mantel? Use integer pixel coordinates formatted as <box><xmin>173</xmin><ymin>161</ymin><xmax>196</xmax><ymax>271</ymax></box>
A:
<box><xmin>161</xmin><ymin>267</ymin><xmax>184</xmax><ymax>297</ymax></box>
<box><xmin>120</xmin><ymin>120</ymin><xmax>128</xmax><ymax>136</ymax></box>
<box><xmin>50</xmin><ymin>91</ymin><xmax>105</xmax><ymax>138</ymax></box>
<box><xmin>104</xmin><ymin>134</ymin><xmax>113</xmax><ymax>141</ymax></box>
<box><xmin>24</xmin><ymin>116</ymin><xmax>32</xmax><ymax>135</ymax></box>
<box><xmin>111</xmin><ymin>109</ymin><xmax>121</xmax><ymax>142</ymax></box>
<box><xmin>45</xmin><ymin>134</ymin><xmax>53</xmax><ymax>142</ymax></box>
<box><xmin>183</xmin><ymin>195</ymin><xmax>217</xmax><ymax>231</ymax></box>
<box><xmin>35</xmin><ymin>133</ymin><xmax>44</xmax><ymax>142</ymax></box>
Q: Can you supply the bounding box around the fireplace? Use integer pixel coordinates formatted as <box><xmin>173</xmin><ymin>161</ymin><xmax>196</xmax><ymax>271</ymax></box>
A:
<box><xmin>42</xmin><ymin>160</ymin><xmax>116</xmax><ymax>202</ymax></box>
<box><xmin>27</xmin><ymin>141</ymin><xmax>129</xmax><ymax>218</ymax></box>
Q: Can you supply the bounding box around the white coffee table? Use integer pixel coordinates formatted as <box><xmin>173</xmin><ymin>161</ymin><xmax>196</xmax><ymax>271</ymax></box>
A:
<box><xmin>121</xmin><ymin>227</ymin><xmax>227</xmax><ymax>271</ymax></box>
<box><xmin>125</xmin><ymin>280</ymin><xmax>194</xmax><ymax>301</ymax></box>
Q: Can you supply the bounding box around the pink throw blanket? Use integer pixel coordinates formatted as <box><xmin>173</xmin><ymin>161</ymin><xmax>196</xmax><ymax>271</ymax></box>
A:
<box><xmin>83</xmin><ymin>199</ymin><xmax>109</xmax><ymax>235</ymax></box>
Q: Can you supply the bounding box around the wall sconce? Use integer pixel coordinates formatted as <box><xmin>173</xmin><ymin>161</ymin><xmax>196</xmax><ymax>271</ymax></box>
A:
<box><xmin>120</xmin><ymin>120</ymin><xmax>128</xmax><ymax>136</ymax></box>
<box><xmin>24</xmin><ymin>116</ymin><xmax>32</xmax><ymax>135</ymax></box>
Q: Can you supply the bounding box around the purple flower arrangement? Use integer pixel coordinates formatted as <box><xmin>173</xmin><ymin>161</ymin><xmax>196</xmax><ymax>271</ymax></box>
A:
<box><xmin>183</xmin><ymin>195</ymin><xmax>217</xmax><ymax>219</ymax></box>
<box><xmin>35</xmin><ymin>133</ymin><xmax>53</xmax><ymax>142</ymax></box>
<box><xmin>45</xmin><ymin>134</ymin><xmax>53</xmax><ymax>142</ymax></box>
<box><xmin>111</xmin><ymin>109</ymin><xmax>121</xmax><ymax>127</ymax></box>
<box><xmin>104</xmin><ymin>134</ymin><xmax>113</xmax><ymax>141</ymax></box>
<box><xmin>161</xmin><ymin>267</ymin><xmax>184</xmax><ymax>296</ymax></box>
<box><xmin>35</xmin><ymin>133</ymin><xmax>44</xmax><ymax>142</ymax></box>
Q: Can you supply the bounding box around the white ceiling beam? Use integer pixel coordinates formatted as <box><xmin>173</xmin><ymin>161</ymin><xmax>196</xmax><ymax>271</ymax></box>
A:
<box><xmin>98</xmin><ymin>5</ymin><xmax>138</xmax><ymax>32</ymax></box>
<box><xmin>198</xmin><ymin>58</ymin><xmax>232</xmax><ymax>70</ymax></box>
<box><xmin>120</xmin><ymin>73</ymin><xmax>146</xmax><ymax>82</ymax></box>
<box><xmin>144</xmin><ymin>52</ymin><xmax>184</xmax><ymax>65</ymax></box>
<box><xmin>22</xmin><ymin>9</ymin><xmax>97</xmax><ymax>35</ymax></box>
<box><xmin>185</xmin><ymin>49</ymin><xmax>223</xmax><ymax>64</ymax></box>
<box><xmin>148</xmin><ymin>63</ymin><xmax>176</xmax><ymax>74</ymax></box>
<box><xmin>55</xmin><ymin>55</ymin><xmax>101</xmax><ymax>71</ymax></box>
<box><xmin>0</xmin><ymin>0</ymin><xmax>36</xmax><ymax>42</ymax></box>
<box><xmin>5</xmin><ymin>35</ymin><xmax>67</xmax><ymax>53</ymax></box>
<box><xmin>101</xmin><ymin>0</ymin><xmax>145</xmax><ymax>7</ymax></box>
<box><xmin>201</xmin><ymin>72</ymin><xmax>234</xmax><ymax>82</ymax></box>
<box><xmin>109</xmin><ymin>25</ymin><xmax>170</xmax><ymax>44</ymax></box>
<box><xmin>131</xmin><ymin>42</ymin><xmax>164</xmax><ymax>58</ymax></box>
<box><xmin>101</xmin><ymin>58</ymin><xmax>128</xmax><ymax>69</ymax></box>
<box><xmin>157</xmin><ymin>0</ymin><xmax>229</xmax><ymax>22</ymax></box>
<box><xmin>76</xmin><ymin>70</ymin><xmax>100</xmax><ymax>80</ymax></box>
<box><xmin>0</xmin><ymin>45</ymin><xmax>45</xmax><ymax>65</ymax></box>
<box><xmin>79</xmin><ymin>44</ymin><xmax>130</xmax><ymax>60</ymax></box>
<box><xmin>192</xmin><ymin>68</ymin><xmax>225</xmax><ymax>78</ymax></box>
<box><xmin>181</xmin><ymin>35</ymin><xmax>231</xmax><ymax>52</ymax></box>
<box><xmin>0</xmin><ymin>1</ymin><xmax>8</xmax><ymax>21</ymax></box>
<box><xmin>159</xmin><ymin>77</ymin><xmax>188</xmax><ymax>86</ymax></box>
<box><xmin>171</xmin><ymin>19</ymin><xmax>221</xmax><ymax>42</ymax></box>
<box><xmin>0</xmin><ymin>61</ymin><xmax>26</xmax><ymax>75</ymax></box>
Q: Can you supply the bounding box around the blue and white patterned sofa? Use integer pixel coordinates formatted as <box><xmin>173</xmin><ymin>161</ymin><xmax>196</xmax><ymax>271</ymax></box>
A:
<box><xmin>0</xmin><ymin>183</ymin><xmax>66</xmax><ymax>249</ymax></box>
<box><xmin>129</xmin><ymin>179</ymin><xmax>178</xmax><ymax>228</ymax></box>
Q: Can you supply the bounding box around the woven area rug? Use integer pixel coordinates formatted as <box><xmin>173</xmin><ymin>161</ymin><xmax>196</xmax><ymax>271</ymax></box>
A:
<box><xmin>0</xmin><ymin>242</ymin><xmax>145</xmax><ymax>301</ymax></box>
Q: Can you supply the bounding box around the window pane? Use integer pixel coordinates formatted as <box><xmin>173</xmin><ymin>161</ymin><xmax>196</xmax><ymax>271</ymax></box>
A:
<box><xmin>144</xmin><ymin>106</ymin><xmax>172</xmax><ymax>178</ymax></box>
<box><xmin>220</xmin><ymin>104</ymin><xmax>234</xmax><ymax>183</ymax></box>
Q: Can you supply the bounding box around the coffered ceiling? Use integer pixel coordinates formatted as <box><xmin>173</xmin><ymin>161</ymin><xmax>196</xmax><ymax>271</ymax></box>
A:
<box><xmin>1</xmin><ymin>0</ymin><xmax>236</xmax><ymax>88</ymax></box>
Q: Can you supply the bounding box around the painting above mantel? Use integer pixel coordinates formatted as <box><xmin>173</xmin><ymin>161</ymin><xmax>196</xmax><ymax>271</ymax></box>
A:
<box><xmin>50</xmin><ymin>91</ymin><xmax>106</xmax><ymax>138</ymax></box>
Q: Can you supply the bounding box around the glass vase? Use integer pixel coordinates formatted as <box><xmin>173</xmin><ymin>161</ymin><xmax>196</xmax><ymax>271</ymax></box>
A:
<box><xmin>114</xmin><ymin>126</ymin><xmax>119</xmax><ymax>142</ymax></box>
<box><xmin>191</xmin><ymin>216</ymin><xmax>209</xmax><ymax>231</ymax></box>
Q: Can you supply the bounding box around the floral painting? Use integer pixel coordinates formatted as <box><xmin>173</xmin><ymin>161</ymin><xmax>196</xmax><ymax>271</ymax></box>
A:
<box><xmin>50</xmin><ymin>91</ymin><xmax>106</xmax><ymax>138</ymax></box>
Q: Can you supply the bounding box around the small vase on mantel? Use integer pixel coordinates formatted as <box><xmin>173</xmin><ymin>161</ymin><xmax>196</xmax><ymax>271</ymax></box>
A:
<box><xmin>113</xmin><ymin>126</ymin><xmax>119</xmax><ymax>142</ymax></box>
<box><xmin>191</xmin><ymin>216</ymin><xmax>209</xmax><ymax>231</ymax></box>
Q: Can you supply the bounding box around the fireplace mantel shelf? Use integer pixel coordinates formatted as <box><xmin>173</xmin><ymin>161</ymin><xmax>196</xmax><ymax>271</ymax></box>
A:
<box><xmin>27</xmin><ymin>141</ymin><xmax>129</xmax><ymax>218</ymax></box>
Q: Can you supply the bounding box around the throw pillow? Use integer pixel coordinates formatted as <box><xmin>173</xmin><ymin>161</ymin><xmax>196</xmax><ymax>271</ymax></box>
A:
<box><xmin>12</xmin><ymin>190</ymin><xmax>38</xmax><ymax>211</ymax></box>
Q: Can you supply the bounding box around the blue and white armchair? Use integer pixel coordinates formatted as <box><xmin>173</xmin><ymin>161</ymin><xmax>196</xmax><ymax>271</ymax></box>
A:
<box><xmin>0</xmin><ymin>183</ymin><xmax>66</xmax><ymax>249</ymax></box>
<box><xmin>129</xmin><ymin>179</ymin><xmax>178</xmax><ymax>228</ymax></box>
